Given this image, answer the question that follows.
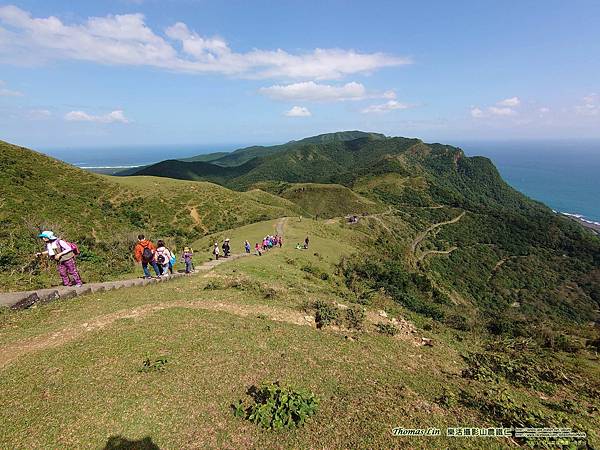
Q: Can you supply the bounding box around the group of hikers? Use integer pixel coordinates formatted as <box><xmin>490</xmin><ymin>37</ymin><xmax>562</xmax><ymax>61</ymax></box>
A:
<box><xmin>133</xmin><ymin>235</ymin><xmax>194</xmax><ymax>279</ymax></box>
<box><xmin>35</xmin><ymin>229</ymin><xmax>308</xmax><ymax>287</ymax></box>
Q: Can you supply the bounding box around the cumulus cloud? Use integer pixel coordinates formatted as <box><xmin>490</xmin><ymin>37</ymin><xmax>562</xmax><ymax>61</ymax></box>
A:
<box><xmin>0</xmin><ymin>79</ymin><xmax>22</xmax><ymax>96</ymax></box>
<box><xmin>0</xmin><ymin>5</ymin><xmax>409</xmax><ymax>80</ymax></box>
<box><xmin>471</xmin><ymin>97</ymin><xmax>521</xmax><ymax>118</ymax></box>
<box><xmin>361</xmin><ymin>100</ymin><xmax>411</xmax><ymax>114</ymax></box>
<box><xmin>259</xmin><ymin>81</ymin><xmax>398</xmax><ymax>102</ymax></box>
<box><xmin>575</xmin><ymin>93</ymin><xmax>599</xmax><ymax>116</ymax></box>
<box><xmin>488</xmin><ymin>106</ymin><xmax>516</xmax><ymax>116</ymax></box>
<box><xmin>284</xmin><ymin>106</ymin><xmax>311</xmax><ymax>117</ymax></box>
<box><xmin>65</xmin><ymin>110</ymin><xmax>130</xmax><ymax>123</ymax></box>
<box><xmin>497</xmin><ymin>96</ymin><xmax>520</xmax><ymax>107</ymax></box>
<box><xmin>260</xmin><ymin>81</ymin><xmax>366</xmax><ymax>101</ymax></box>
<box><xmin>470</xmin><ymin>107</ymin><xmax>484</xmax><ymax>118</ymax></box>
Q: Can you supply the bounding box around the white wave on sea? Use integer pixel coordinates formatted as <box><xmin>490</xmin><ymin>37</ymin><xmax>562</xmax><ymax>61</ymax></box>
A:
<box><xmin>76</xmin><ymin>165</ymin><xmax>141</xmax><ymax>169</ymax></box>
<box><xmin>560</xmin><ymin>212</ymin><xmax>600</xmax><ymax>227</ymax></box>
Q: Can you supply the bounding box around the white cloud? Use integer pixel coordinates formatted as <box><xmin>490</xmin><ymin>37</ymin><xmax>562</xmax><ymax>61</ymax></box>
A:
<box><xmin>0</xmin><ymin>5</ymin><xmax>409</xmax><ymax>80</ymax></box>
<box><xmin>470</xmin><ymin>107</ymin><xmax>484</xmax><ymax>118</ymax></box>
<box><xmin>471</xmin><ymin>97</ymin><xmax>521</xmax><ymax>118</ymax></box>
<box><xmin>28</xmin><ymin>108</ymin><xmax>51</xmax><ymax>119</ymax></box>
<box><xmin>488</xmin><ymin>106</ymin><xmax>516</xmax><ymax>116</ymax></box>
<box><xmin>361</xmin><ymin>100</ymin><xmax>411</xmax><ymax>114</ymax></box>
<box><xmin>259</xmin><ymin>81</ymin><xmax>398</xmax><ymax>102</ymax></box>
<box><xmin>575</xmin><ymin>93</ymin><xmax>599</xmax><ymax>116</ymax></box>
<box><xmin>260</xmin><ymin>81</ymin><xmax>366</xmax><ymax>101</ymax></box>
<box><xmin>497</xmin><ymin>96</ymin><xmax>520</xmax><ymax>107</ymax></box>
<box><xmin>284</xmin><ymin>106</ymin><xmax>311</xmax><ymax>117</ymax></box>
<box><xmin>65</xmin><ymin>109</ymin><xmax>130</xmax><ymax>123</ymax></box>
<box><xmin>0</xmin><ymin>79</ymin><xmax>22</xmax><ymax>96</ymax></box>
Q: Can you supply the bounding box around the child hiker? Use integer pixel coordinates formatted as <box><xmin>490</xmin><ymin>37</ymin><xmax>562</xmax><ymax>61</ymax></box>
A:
<box><xmin>213</xmin><ymin>242</ymin><xmax>220</xmax><ymax>260</ymax></box>
<box><xmin>244</xmin><ymin>240</ymin><xmax>251</xmax><ymax>254</ymax></box>
<box><xmin>182</xmin><ymin>247</ymin><xmax>194</xmax><ymax>274</ymax></box>
<box><xmin>35</xmin><ymin>230</ymin><xmax>82</xmax><ymax>287</ymax></box>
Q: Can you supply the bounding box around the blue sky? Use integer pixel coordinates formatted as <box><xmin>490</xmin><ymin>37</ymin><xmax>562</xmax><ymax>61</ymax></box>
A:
<box><xmin>0</xmin><ymin>0</ymin><xmax>599</xmax><ymax>151</ymax></box>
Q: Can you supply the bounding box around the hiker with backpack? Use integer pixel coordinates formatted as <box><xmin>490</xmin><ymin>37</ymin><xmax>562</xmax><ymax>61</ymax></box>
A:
<box><xmin>182</xmin><ymin>247</ymin><xmax>194</xmax><ymax>274</ymax></box>
<box><xmin>244</xmin><ymin>240</ymin><xmax>251</xmax><ymax>254</ymax></box>
<box><xmin>255</xmin><ymin>242</ymin><xmax>262</xmax><ymax>256</ymax></box>
<box><xmin>222</xmin><ymin>239</ymin><xmax>230</xmax><ymax>257</ymax></box>
<box><xmin>155</xmin><ymin>240</ymin><xmax>173</xmax><ymax>277</ymax></box>
<box><xmin>134</xmin><ymin>234</ymin><xmax>160</xmax><ymax>279</ymax></box>
<box><xmin>35</xmin><ymin>230</ymin><xmax>82</xmax><ymax>287</ymax></box>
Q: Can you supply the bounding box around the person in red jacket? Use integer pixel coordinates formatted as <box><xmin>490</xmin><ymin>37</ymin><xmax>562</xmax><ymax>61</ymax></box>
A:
<box><xmin>134</xmin><ymin>234</ymin><xmax>160</xmax><ymax>278</ymax></box>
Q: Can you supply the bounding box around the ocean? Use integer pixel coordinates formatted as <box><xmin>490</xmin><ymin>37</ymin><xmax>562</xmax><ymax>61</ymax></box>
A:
<box><xmin>40</xmin><ymin>140</ymin><xmax>600</xmax><ymax>225</ymax></box>
<box><xmin>457</xmin><ymin>140</ymin><xmax>600</xmax><ymax>224</ymax></box>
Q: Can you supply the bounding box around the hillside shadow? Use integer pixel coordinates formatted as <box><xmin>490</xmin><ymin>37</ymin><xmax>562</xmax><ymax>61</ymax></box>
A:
<box><xmin>103</xmin><ymin>435</ymin><xmax>160</xmax><ymax>450</ymax></box>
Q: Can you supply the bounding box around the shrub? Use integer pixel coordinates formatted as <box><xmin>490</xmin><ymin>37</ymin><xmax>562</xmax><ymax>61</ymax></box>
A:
<box><xmin>437</xmin><ymin>389</ymin><xmax>458</xmax><ymax>408</ymax></box>
<box><xmin>345</xmin><ymin>307</ymin><xmax>365</xmax><ymax>330</ymax></box>
<box><xmin>138</xmin><ymin>357</ymin><xmax>168</xmax><ymax>373</ymax></box>
<box><xmin>444</xmin><ymin>314</ymin><xmax>471</xmax><ymax>331</ymax></box>
<box><xmin>375</xmin><ymin>322</ymin><xmax>398</xmax><ymax>336</ymax></box>
<box><xmin>313</xmin><ymin>300</ymin><xmax>339</xmax><ymax>328</ymax></box>
<box><xmin>232</xmin><ymin>382</ymin><xmax>319</xmax><ymax>431</ymax></box>
<box><xmin>204</xmin><ymin>280</ymin><xmax>224</xmax><ymax>290</ymax></box>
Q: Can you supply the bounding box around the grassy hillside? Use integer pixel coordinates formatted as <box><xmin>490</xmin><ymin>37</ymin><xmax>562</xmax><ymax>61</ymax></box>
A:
<box><xmin>276</xmin><ymin>183</ymin><xmax>384</xmax><ymax>218</ymax></box>
<box><xmin>1</xmin><ymin>218</ymin><xmax>598</xmax><ymax>448</ymax></box>
<box><xmin>180</xmin><ymin>151</ymin><xmax>229</xmax><ymax>163</ymax></box>
<box><xmin>0</xmin><ymin>141</ymin><xmax>301</xmax><ymax>291</ymax></box>
<box><xmin>119</xmin><ymin>134</ymin><xmax>600</xmax><ymax>331</ymax></box>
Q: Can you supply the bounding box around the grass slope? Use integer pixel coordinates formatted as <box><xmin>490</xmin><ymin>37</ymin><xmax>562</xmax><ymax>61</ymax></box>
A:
<box><xmin>0</xmin><ymin>141</ymin><xmax>301</xmax><ymax>291</ymax></box>
<box><xmin>277</xmin><ymin>183</ymin><xmax>384</xmax><ymax>218</ymax></box>
<box><xmin>1</xmin><ymin>218</ymin><xmax>598</xmax><ymax>448</ymax></box>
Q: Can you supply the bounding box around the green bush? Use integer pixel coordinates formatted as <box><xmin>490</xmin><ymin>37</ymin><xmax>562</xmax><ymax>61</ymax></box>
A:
<box><xmin>375</xmin><ymin>322</ymin><xmax>398</xmax><ymax>336</ymax></box>
<box><xmin>437</xmin><ymin>389</ymin><xmax>458</xmax><ymax>408</ymax></box>
<box><xmin>345</xmin><ymin>307</ymin><xmax>365</xmax><ymax>330</ymax></box>
<box><xmin>232</xmin><ymin>382</ymin><xmax>319</xmax><ymax>431</ymax></box>
<box><xmin>138</xmin><ymin>356</ymin><xmax>168</xmax><ymax>373</ymax></box>
<box><xmin>313</xmin><ymin>300</ymin><xmax>339</xmax><ymax>328</ymax></box>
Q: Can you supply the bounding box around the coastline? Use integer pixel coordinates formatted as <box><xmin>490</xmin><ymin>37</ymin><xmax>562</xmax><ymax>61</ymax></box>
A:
<box><xmin>561</xmin><ymin>212</ymin><xmax>600</xmax><ymax>234</ymax></box>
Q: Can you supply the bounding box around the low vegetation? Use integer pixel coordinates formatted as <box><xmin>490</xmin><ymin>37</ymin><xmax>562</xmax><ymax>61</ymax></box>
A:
<box><xmin>232</xmin><ymin>382</ymin><xmax>319</xmax><ymax>431</ymax></box>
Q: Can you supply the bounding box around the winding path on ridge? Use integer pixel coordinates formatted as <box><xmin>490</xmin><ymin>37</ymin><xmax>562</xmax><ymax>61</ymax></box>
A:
<box><xmin>410</xmin><ymin>211</ymin><xmax>466</xmax><ymax>255</ymax></box>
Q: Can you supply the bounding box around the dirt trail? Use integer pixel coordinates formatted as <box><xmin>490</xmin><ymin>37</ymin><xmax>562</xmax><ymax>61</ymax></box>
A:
<box><xmin>0</xmin><ymin>296</ymin><xmax>420</xmax><ymax>369</ymax></box>
<box><xmin>417</xmin><ymin>246</ymin><xmax>458</xmax><ymax>263</ymax></box>
<box><xmin>410</xmin><ymin>211</ymin><xmax>465</xmax><ymax>255</ymax></box>
<box><xmin>275</xmin><ymin>217</ymin><xmax>287</xmax><ymax>236</ymax></box>
<box><xmin>0</xmin><ymin>299</ymin><xmax>311</xmax><ymax>369</ymax></box>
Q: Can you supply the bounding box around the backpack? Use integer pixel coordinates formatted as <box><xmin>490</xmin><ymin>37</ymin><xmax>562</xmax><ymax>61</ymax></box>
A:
<box><xmin>142</xmin><ymin>247</ymin><xmax>154</xmax><ymax>262</ymax></box>
<box><xmin>58</xmin><ymin>240</ymin><xmax>80</xmax><ymax>256</ymax></box>
<box><xmin>157</xmin><ymin>254</ymin><xmax>166</xmax><ymax>265</ymax></box>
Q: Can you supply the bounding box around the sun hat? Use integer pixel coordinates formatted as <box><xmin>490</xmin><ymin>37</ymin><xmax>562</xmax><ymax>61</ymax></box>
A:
<box><xmin>38</xmin><ymin>230</ymin><xmax>57</xmax><ymax>240</ymax></box>
<box><xmin>184</xmin><ymin>247</ymin><xmax>190</xmax><ymax>252</ymax></box>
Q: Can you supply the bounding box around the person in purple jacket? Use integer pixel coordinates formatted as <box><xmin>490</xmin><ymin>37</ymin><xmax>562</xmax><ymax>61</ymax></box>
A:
<box><xmin>35</xmin><ymin>230</ymin><xmax>82</xmax><ymax>287</ymax></box>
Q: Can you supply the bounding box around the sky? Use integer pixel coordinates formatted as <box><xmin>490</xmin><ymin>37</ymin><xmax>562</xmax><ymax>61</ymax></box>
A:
<box><xmin>0</xmin><ymin>0</ymin><xmax>599</xmax><ymax>151</ymax></box>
